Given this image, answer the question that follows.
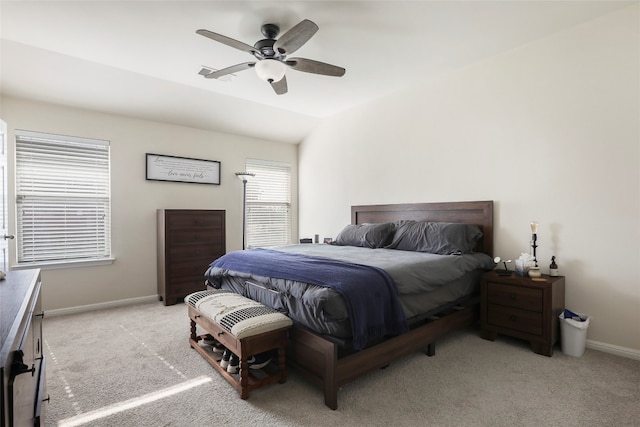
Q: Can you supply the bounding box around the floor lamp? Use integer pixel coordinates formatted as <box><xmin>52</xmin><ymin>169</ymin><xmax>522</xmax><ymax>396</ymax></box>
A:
<box><xmin>235</xmin><ymin>172</ymin><xmax>255</xmax><ymax>250</ymax></box>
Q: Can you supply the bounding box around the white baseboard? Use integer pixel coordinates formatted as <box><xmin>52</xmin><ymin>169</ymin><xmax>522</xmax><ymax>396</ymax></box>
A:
<box><xmin>586</xmin><ymin>339</ymin><xmax>640</xmax><ymax>361</ymax></box>
<box><xmin>44</xmin><ymin>295</ymin><xmax>161</xmax><ymax>317</ymax></box>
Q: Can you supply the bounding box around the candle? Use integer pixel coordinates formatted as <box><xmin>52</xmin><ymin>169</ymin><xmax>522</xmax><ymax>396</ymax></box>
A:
<box><xmin>530</xmin><ymin>222</ymin><xmax>539</xmax><ymax>266</ymax></box>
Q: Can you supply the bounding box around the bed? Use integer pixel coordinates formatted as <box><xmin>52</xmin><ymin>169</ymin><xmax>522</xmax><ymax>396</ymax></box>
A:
<box><xmin>205</xmin><ymin>201</ymin><xmax>494</xmax><ymax>409</ymax></box>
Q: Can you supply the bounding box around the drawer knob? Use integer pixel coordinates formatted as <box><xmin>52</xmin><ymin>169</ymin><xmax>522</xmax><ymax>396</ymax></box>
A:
<box><xmin>509</xmin><ymin>294</ymin><xmax>517</xmax><ymax>301</ymax></box>
<box><xmin>217</xmin><ymin>331</ymin><xmax>225</xmax><ymax>337</ymax></box>
<box><xmin>509</xmin><ymin>315</ymin><xmax>518</xmax><ymax>322</ymax></box>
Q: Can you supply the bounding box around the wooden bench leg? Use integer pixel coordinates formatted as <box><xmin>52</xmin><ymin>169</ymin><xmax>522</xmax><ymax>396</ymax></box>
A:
<box><xmin>239</xmin><ymin>356</ymin><xmax>250</xmax><ymax>399</ymax></box>
<box><xmin>189</xmin><ymin>319</ymin><xmax>197</xmax><ymax>348</ymax></box>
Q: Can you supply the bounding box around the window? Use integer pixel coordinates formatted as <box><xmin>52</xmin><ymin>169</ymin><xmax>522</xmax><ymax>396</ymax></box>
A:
<box><xmin>245</xmin><ymin>159</ymin><xmax>291</xmax><ymax>248</ymax></box>
<box><xmin>15</xmin><ymin>130</ymin><xmax>112</xmax><ymax>267</ymax></box>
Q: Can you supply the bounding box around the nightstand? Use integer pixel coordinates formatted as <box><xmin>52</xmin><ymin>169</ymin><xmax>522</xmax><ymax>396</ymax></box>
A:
<box><xmin>480</xmin><ymin>271</ymin><xmax>565</xmax><ymax>356</ymax></box>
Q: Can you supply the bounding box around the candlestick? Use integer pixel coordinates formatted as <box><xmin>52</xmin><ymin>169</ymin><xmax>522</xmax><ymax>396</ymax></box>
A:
<box><xmin>530</xmin><ymin>221</ymin><xmax>538</xmax><ymax>266</ymax></box>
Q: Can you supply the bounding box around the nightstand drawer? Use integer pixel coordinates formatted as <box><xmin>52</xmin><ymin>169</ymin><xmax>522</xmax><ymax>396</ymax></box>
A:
<box><xmin>487</xmin><ymin>283</ymin><xmax>543</xmax><ymax>312</ymax></box>
<box><xmin>487</xmin><ymin>305</ymin><xmax>543</xmax><ymax>336</ymax></box>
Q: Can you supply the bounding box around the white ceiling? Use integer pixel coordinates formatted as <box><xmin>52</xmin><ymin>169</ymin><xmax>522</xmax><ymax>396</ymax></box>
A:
<box><xmin>0</xmin><ymin>1</ymin><xmax>632</xmax><ymax>144</ymax></box>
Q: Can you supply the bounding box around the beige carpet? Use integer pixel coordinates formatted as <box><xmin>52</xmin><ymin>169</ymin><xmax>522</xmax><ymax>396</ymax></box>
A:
<box><xmin>43</xmin><ymin>302</ymin><xmax>639</xmax><ymax>427</ymax></box>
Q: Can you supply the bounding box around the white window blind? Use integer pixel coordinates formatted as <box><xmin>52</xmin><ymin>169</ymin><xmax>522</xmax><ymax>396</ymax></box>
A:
<box><xmin>245</xmin><ymin>159</ymin><xmax>291</xmax><ymax>248</ymax></box>
<box><xmin>15</xmin><ymin>130</ymin><xmax>111</xmax><ymax>266</ymax></box>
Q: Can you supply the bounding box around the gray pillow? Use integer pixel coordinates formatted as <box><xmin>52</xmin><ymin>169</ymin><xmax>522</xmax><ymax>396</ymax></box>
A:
<box><xmin>385</xmin><ymin>221</ymin><xmax>483</xmax><ymax>255</ymax></box>
<box><xmin>333</xmin><ymin>223</ymin><xmax>394</xmax><ymax>248</ymax></box>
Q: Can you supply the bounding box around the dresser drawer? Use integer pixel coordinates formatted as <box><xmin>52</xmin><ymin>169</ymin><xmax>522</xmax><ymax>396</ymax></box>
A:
<box><xmin>168</xmin><ymin>259</ymin><xmax>211</xmax><ymax>281</ymax></box>
<box><xmin>487</xmin><ymin>282</ymin><xmax>543</xmax><ymax>312</ymax></box>
<box><xmin>168</xmin><ymin>243</ymin><xmax>224</xmax><ymax>261</ymax></box>
<box><xmin>168</xmin><ymin>229</ymin><xmax>222</xmax><ymax>245</ymax></box>
<box><xmin>487</xmin><ymin>304</ymin><xmax>543</xmax><ymax>336</ymax></box>
<box><xmin>167</xmin><ymin>213</ymin><xmax>224</xmax><ymax>229</ymax></box>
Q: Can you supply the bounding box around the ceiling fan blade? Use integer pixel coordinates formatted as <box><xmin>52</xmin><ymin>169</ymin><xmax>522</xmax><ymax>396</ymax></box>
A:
<box><xmin>273</xmin><ymin>19</ymin><xmax>318</xmax><ymax>55</ymax></box>
<box><xmin>196</xmin><ymin>29</ymin><xmax>260</xmax><ymax>56</ymax></box>
<box><xmin>204</xmin><ymin>62</ymin><xmax>255</xmax><ymax>79</ymax></box>
<box><xmin>270</xmin><ymin>75</ymin><xmax>288</xmax><ymax>95</ymax></box>
<box><xmin>285</xmin><ymin>58</ymin><xmax>346</xmax><ymax>77</ymax></box>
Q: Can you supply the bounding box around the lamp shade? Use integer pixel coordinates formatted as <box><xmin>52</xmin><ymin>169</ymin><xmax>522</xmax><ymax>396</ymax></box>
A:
<box><xmin>255</xmin><ymin>59</ymin><xmax>286</xmax><ymax>83</ymax></box>
<box><xmin>235</xmin><ymin>171</ymin><xmax>255</xmax><ymax>182</ymax></box>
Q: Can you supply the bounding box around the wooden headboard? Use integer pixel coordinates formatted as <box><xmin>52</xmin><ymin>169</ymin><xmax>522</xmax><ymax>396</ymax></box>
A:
<box><xmin>351</xmin><ymin>201</ymin><xmax>493</xmax><ymax>256</ymax></box>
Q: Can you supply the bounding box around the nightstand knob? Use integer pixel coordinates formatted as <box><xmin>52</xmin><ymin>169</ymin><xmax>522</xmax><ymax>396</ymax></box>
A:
<box><xmin>509</xmin><ymin>294</ymin><xmax>517</xmax><ymax>301</ymax></box>
<box><xmin>509</xmin><ymin>315</ymin><xmax>518</xmax><ymax>322</ymax></box>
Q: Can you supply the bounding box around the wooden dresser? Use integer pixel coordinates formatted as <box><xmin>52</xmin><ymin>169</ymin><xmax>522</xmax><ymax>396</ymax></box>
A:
<box><xmin>1</xmin><ymin>269</ymin><xmax>46</xmax><ymax>426</ymax></box>
<box><xmin>480</xmin><ymin>270</ymin><xmax>565</xmax><ymax>356</ymax></box>
<box><xmin>157</xmin><ymin>209</ymin><xmax>226</xmax><ymax>306</ymax></box>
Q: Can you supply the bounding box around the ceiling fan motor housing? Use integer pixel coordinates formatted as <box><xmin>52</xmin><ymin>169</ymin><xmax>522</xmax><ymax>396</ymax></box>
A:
<box><xmin>254</xmin><ymin>38</ymin><xmax>277</xmax><ymax>58</ymax></box>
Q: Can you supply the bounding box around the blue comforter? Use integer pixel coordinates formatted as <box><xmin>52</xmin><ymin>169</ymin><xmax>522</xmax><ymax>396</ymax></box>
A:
<box><xmin>209</xmin><ymin>248</ymin><xmax>409</xmax><ymax>350</ymax></box>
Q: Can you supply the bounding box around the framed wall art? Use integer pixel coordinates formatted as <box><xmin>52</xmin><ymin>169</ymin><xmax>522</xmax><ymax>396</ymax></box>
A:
<box><xmin>146</xmin><ymin>153</ymin><xmax>221</xmax><ymax>185</ymax></box>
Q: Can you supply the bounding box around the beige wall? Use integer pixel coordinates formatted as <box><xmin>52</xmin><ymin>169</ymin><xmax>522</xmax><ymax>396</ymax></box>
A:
<box><xmin>298</xmin><ymin>6</ymin><xmax>639</xmax><ymax>353</ymax></box>
<box><xmin>0</xmin><ymin>96</ymin><xmax>298</xmax><ymax>311</ymax></box>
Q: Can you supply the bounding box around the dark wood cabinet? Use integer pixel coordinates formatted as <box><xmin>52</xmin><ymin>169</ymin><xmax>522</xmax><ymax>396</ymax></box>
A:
<box><xmin>1</xmin><ymin>269</ymin><xmax>46</xmax><ymax>426</ymax></box>
<box><xmin>157</xmin><ymin>209</ymin><xmax>226</xmax><ymax>306</ymax></box>
<box><xmin>480</xmin><ymin>271</ymin><xmax>565</xmax><ymax>356</ymax></box>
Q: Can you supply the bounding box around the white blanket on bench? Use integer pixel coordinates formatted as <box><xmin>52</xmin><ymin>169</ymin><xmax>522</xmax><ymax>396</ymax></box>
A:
<box><xmin>186</xmin><ymin>290</ymin><xmax>292</xmax><ymax>339</ymax></box>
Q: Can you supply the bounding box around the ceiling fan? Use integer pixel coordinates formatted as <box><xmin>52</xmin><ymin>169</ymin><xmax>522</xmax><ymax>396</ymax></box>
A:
<box><xmin>196</xmin><ymin>19</ymin><xmax>346</xmax><ymax>95</ymax></box>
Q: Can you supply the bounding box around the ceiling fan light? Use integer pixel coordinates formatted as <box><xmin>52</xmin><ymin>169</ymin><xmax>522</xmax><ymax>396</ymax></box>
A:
<box><xmin>255</xmin><ymin>59</ymin><xmax>286</xmax><ymax>83</ymax></box>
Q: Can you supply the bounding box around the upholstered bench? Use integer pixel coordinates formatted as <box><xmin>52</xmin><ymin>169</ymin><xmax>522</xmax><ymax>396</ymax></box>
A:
<box><xmin>185</xmin><ymin>289</ymin><xmax>292</xmax><ymax>399</ymax></box>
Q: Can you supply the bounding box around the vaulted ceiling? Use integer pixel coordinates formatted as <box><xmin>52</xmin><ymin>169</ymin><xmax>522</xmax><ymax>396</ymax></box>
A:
<box><xmin>0</xmin><ymin>1</ymin><xmax>631</xmax><ymax>143</ymax></box>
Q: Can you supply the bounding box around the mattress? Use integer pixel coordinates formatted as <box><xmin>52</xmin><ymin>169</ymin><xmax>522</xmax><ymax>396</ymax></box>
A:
<box><xmin>205</xmin><ymin>244</ymin><xmax>494</xmax><ymax>342</ymax></box>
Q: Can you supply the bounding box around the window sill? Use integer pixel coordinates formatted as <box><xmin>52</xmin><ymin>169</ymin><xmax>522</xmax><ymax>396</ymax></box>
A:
<box><xmin>12</xmin><ymin>258</ymin><xmax>115</xmax><ymax>271</ymax></box>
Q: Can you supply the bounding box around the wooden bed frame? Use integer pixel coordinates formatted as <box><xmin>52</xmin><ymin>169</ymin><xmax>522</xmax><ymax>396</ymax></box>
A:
<box><xmin>287</xmin><ymin>200</ymin><xmax>494</xmax><ymax>409</ymax></box>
